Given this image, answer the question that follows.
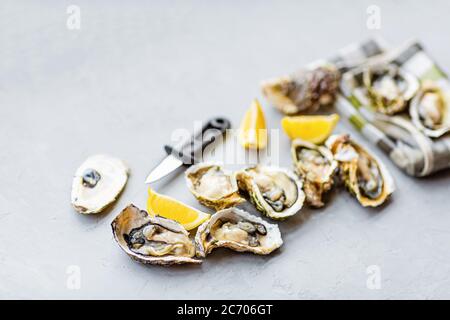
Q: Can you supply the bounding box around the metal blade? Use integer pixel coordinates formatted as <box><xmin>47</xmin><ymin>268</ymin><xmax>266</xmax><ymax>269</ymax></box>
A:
<box><xmin>145</xmin><ymin>155</ymin><xmax>184</xmax><ymax>184</ymax></box>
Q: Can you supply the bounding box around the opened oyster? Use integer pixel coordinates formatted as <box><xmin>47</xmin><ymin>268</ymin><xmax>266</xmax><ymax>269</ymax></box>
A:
<box><xmin>71</xmin><ymin>154</ymin><xmax>129</xmax><ymax>214</ymax></box>
<box><xmin>326</xmin><ymin>134</ymin><xmax>395</xmax><ymax>207</ymax></box>
<box><xmin>111</xmin><ymin>204</ymin><xmax>201</xmax><ymax>265</ymax></box>
<box><xmin>363</xmin><ymin>64</ymin><xmax>419</xmax><ymax>115</ymax></box>
<box><xmin>236</xmin><ymin>165</ymin><xmax>305</xmax><ymax>220</ymax></box>
<box><xmin>291</xmin><ymin>139</ymin><xmax>338</xmax><ymax>208</ymax></box>
<box><xmin>262</xmin><ymin>64</ymin><xmax>340</xmax><ymax>115</ymax></box>
<box><xmin>185</xmin><ymin>163</ymin><xmax>244</xmax><ymax>210</ymax></box>
<box><xmin>195</xmin><ymin>207</ymin><xmax>282</xmax><ymax>257</ymax></box>
<box><xmin>410</xmin><ymin>82</ymin><xmax>450</xmax><ymax>138</ymax></box>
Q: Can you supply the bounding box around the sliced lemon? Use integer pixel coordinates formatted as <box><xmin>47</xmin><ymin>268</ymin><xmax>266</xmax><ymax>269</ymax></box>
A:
<box><xmin>281</xmin><ymin>114</ymin><xmax>339</xmax><ymax>144</ymax></box>
<box><xmin>239</xmin><ymin>99</ymin><xmax>267</xmax><ymax>150</ymax></box>
<box><xmin>147</xmin><ymin>188</ymin><xmax>210</xmax><ymax>231</ymax></box>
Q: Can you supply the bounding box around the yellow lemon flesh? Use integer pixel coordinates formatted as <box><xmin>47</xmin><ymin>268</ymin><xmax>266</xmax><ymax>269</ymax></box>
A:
<box><xmin>239</xmin><ymin>99</ymin><xmax>267</xmax><ymax>149</ymax></box>
<box><xmin>147</xmin><ymin>188</ymin><xmax>210</xmax><ymax>231</ymax></box>
<box><xmin>281</xmin><ymin>114</ymin><xmax>340</xmax><ymax>144</ymax></box>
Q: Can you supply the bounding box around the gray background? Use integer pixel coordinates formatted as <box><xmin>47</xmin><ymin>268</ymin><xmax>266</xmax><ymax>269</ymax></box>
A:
<box><xmin>1</xmin><ymin>0</ymin><xmax>450</xmax><ymax>299</ymax></box>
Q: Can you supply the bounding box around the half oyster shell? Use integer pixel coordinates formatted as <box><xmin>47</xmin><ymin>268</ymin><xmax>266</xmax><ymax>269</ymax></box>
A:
<box><xmin>236</xmin><ymin>165</ymin><xmax>305</xmax><ymax>220</ymax></box>
<box><xmin>111</xmin><ymin>204</ymin><xmax>201</xmax><ymax>265</ymax></box>
<box><xmin>71</xmin><ymin>154</ymin><xmax>129</xmax><ymax>214</ymax></box>
<box><xmin>363</xmin><ymin>64</ymin><xmax>419</xmax><ymax>115</ymax></box>
<box><xmin>195</xmin><ymin>207</ymin><xmax>282</xmax><ymax>258</ymax></box>
<box><xmin>185</xmin><ymin>163</ymin><xmax>244</xmax><ymax>210</ymax></box>
<box><xmin>410</xmin><ymin>82</ymin><xmax>450</xmax><ymax>138</ymax></box>
<box><xmin>291</xmin><ymin>139</ymin><xmax>338</xmax><ymax>208</ymax></box>
<box><xmin>262</xmin><ymin>64</ymin><xmax>340</xmax><ymax>115</ymax></box>
<box><xmin>326</xmin><ymin>134</ymin><xmax>395</xmax><ymax>207</ymax></box>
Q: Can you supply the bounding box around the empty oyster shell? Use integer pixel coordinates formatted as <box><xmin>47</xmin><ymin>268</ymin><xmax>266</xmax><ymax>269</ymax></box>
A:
<box><xmin>326</xmin><ymin>134</ymin><xmax>395</xmax><ymax>207</ymax></box>
<box><xmin>262</xmin><ymin>64</ymin><xmax>340</xmax><ymax>115</ymax></box>
<box><xmin>111</xmin><ymin>204</ymin><xmax>201</xmax><ymax>265</ymax></box>
<box><xmin>236</xmin><ymin>165</ymin><xmax>305</xmax><ymax>220</ymax></box>
<box><xmin>410</xmin><ymin>82</ymin><xmax>450</xmax><ymax>138</ymax></box>
<box><xmin>195</xmin><ymin>207</ymin><xmax>282</xmax><ymax>258</ymax></box>
<box><xmin>363</xmin><ymin>64</ymin><xmax>419</xmax><ymax>115</ymax></box>
<box><xmin>71</xmin><ymin>155</ymin><xmax>129</xmax><ymax>214</ymax></box>
<box><xmin>291</xmin><ymin>139</ymin><xmax>338</xmax><ymax>208</ymax></box>
<box><xmin>185</xmin><ymin>163</ymin><xmax>244</xmax><ymax>210</ymax></box>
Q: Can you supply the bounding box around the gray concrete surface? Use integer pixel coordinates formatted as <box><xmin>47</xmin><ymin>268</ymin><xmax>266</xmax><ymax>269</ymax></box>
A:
<box><xmin>1</xmin><ymin>0</ymin><xmax>450</xmax><ymax>299</ymax></box>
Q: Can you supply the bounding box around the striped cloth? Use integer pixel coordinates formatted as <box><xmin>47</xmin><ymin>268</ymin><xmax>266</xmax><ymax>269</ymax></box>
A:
<box><xmin>331</xmin><ymin>38</ymin><xmax>450</xmax><ymax>177</ymax></box>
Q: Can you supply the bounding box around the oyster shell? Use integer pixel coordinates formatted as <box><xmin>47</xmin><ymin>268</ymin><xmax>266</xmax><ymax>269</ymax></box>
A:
<box><xmin>71</xmin><ymin>154</ymin><xmax>129</xmax><ymax>214</ymax></box>
<box><xmin>195</xmin><ymin>207</ymin><xmax>282</xmax><ymax>258</ymax></box>
<box><xmin>326</xmin><ymin>134</ymin><xmax>395</xmax><ymax>207</ymax></box>
<box><xmin>291</xmin><ymin>139</ymin><xmax>338</xmax><ymax>208</ymax></box>
<box><xmin>236</xmin><ymin>165</ymin><xmax>305</xmax><ymax>220</ymax></box>
<box><xmin>410</xmin><ymin>82</ymin><xmax>450</xmax><ymax>138</ymax></box>
<box><xmin>185</xmin><ymin>163</ymin><xmax>244</xmax><ymax>210</ymax></box>
<box><xmin>262</xmin><ymin>64</ymin><xmax>340</xmax><ymax>115</ymax></box>
<box><xmin>363</xmin><ymin>64</ymin><xmax>419</xmax><ymax>115</ymax></box>
<box><xmin>111</xmin><ymin>204</ymin><xmax>201</xmax><ymax>265</ymax></box>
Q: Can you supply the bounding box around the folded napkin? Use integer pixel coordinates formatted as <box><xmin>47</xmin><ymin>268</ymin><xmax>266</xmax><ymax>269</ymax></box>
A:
<box><xmin>331</xmin><ymin>38</ymin><xmax>450</xmax><ymax>177</ymax></box>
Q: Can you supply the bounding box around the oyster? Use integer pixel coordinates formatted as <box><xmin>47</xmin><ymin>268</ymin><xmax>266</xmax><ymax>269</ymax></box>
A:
<box><xmin>363</xmin><ymin>64</ymin><xmax>419</xmax><ymax>115</ymax></box>
<box><xmin>111</xmin><ymin>204</ymin><xmax>201</xmax><ymax>265</ymax></box>
<box><xmin>410</xmin><ymin>82</ymin><xmax>450</xmax><ymax>138</ymax></box>
<box><xmin>185</xmin><ymin>163</ymin><xmax>244</xmax><ymax>210</ymax></box>
<box><xmin>236</xmin><ymin>165</ymin><xmax>305</xmax><ymax>220</ymax></box>
<box><xmin>262</xmin><ymin>64</ymin><xmax>340</xmax><ymax>115</ymax></box>
<box><xmin>195</xmin><ymin>207</ymin><xmax>282</xmax><ymax>257</ymax></box>
<box><xmin>71</xmin><ymin>154</ymin><xmax>129</xmax><ymax>214</ymax></box>
<box><xmin>326</xmin><ymin>134</ymin><xmax>395</xmax><ymax>207</ymax></box>
<box><xmin>291</xmin><ymin>139</ymin><xmax>338</xmax><ymax>208</ymax></box>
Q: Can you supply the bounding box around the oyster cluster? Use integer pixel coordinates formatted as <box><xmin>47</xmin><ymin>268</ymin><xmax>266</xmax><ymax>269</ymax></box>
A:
<box><xmin>262</xmin><ymin>64</ymin><xmax>340</xmax><ymax>115</ymax></box>
<box><xmin>290</xmin><ymin>135</ymin><xmax>395</xmax><ymax>208</ymax></box>
<box><xmin>112</xmin><ymin>205</ymin><xmax>282</xmax><ymax>265</ymax></box>
<box><xmin>186</xmin><ymin>163</ymin><xmax>305</xmax><ymax>220</ymax></box>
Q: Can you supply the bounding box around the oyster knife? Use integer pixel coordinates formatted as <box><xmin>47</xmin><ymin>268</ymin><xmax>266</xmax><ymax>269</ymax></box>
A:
<box><xmin>145</xmin><ymin>117</ymin><xmax>231</xmax><ymax>184</ymax></box>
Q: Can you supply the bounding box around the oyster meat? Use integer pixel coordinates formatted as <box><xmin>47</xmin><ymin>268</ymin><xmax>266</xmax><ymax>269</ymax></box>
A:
<box><xmin>363</xmin><ymin>64</ymin><xmax>419</xmax><ymax>115</ymax></box>
<box><xmin>262</xmin><ymin>64</ymin><xmax>340</xmax><ymax>115</ymax></box>
<box><xmin>185</xmin><ymin>163</ymin><xmax>244</xmax><ymax>210</ymax></box>
<box><xmin>195</xmin><ymin>207</ymin><xmax>282</xmax><ymax>257</ymax></box>
<box><xmin>236</xmin><ymin>165</ymin><xmax>305</xmax><ymax>220</ymax></box>
<box><xmin>410</xmin><ymin>82</ymin><xmax>450</xmax><ymax>138</ymax></box>
<box><xmin>326</xmin><ymin>134</ymin><xmax>395</xmax><ymax>207</ymax></box>
<box><xmin>291</xmin><ymin>139</ymin><xmax>338</xmax><ymax>208</ymax></box>
<box><xmin>111</xmin><ymin>204</ymin><xmax>201</xmax><ymax>265</ymax></box>
<box><xmin>71</xmin><ymin>154</ymin><xmax>129</xmax><ymax>214</ymax></box>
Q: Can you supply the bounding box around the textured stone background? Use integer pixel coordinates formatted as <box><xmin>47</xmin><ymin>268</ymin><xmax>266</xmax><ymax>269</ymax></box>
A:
<box><xmin>1</xmin><ymin>0</ymin><xmax>450</xmax><ymax>299</ymax></box>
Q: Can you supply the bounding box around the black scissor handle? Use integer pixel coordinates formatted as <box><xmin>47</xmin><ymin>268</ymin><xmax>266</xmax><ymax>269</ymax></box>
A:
<box><xmin>164</xmin><ymin>117</ymin><xmax>231</xmax><ymax>165</ymax></box>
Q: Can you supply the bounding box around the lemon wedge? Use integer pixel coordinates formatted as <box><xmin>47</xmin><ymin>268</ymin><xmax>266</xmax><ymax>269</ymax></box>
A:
<box><xmin>147</xmin><ymin>188</ymin><xmax>210</xmax><ymax>231</ymax></box>
<box><xmin>239</xmin><ymin>99</ymin><xmax>267</xmax><ymax>149</ymax></box>
<box><xmin>281</xmin><ymin>114</ymin><xmax>339</xmax><ymax>144</ymax></box>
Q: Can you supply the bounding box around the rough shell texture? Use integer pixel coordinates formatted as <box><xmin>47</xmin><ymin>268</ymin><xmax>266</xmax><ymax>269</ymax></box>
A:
<box><xmin>326</xmin><ymin>134</ymin><xmax>395</xmax><ymax>207</ymax></box>
<box><xmin>71</xmin><ymin>154</ymin><xmax>129</xmax><ymax>214</ymax></box>
<box><xmin>291</xmin><ymin>139</ymin><xmax>338</xmax><ymax>208</ymax></box>
<box><xmin>111</xmin><ymin>204</ymin><xmax>201</xmax><ymax>265</ymax></box>
<box><xmin>236</xmin><ymin>165</ymin><xmax>305</xmax><ymax>220</ymax></box>
<box><xmin>410</xmin><ymin>82</ymin><xmax>450</xmax><ymax>138</ymax></box>
<box><xmin>261</xmin><ymin>64</ymin><xmax>340</xmax><ymax>115</ymax></box>
<box><xmin>195</xmin><ymin>207</ymin><xmax>283</xmax><ymax>258</ymax></box>
<box><xmin>185</xmin><ymin>163</ymin><xmax>244</xmax><ymax>210</ymax></box>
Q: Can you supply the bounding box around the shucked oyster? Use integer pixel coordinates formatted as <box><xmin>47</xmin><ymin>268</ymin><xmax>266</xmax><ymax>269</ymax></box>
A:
<box><xmin>236</xmin><ymin>165</ymin><xmax>305</xmax><ymax>220</ymax></box>
<box><xmin>195</xmin><ymin>207</ymin><xmax>282</xmax><ymax>258</ymax></box>
<box><xmin>71</xmin><ymin>154</ymin><xmax>129</xmax><ymax>214</ymax></box>
<box><xmin>291</xmin><ymin>139</ymin><xmax>338</xmax><ymax>208</ymax></box>
<box><xmin>363</xmin><ymin>64</ymin><xmax>419</xmax><ymax>115</ymax></box>
<box><xmin>410</xmin><ymin>82</ymin><xmax>450</xmax><ymax>138</ymax></box>
<box><xmin>262</xmin><ymin>64</ymin><xmax>340</xmax><ymax>115</ymax></box>
<box><xmin>185</xmin><ymin>163</ymin><xmax>244</xmax><ymax>210</ymax></box>
<box><xmin>111</xmin><ymin>204</ymin><xmax>201</xmax><ymax>265</ymax></box>
<box><xmin>326</xmin><ymin>134</ymin><xmax>395</xmax><ymax>207</ymax></box>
